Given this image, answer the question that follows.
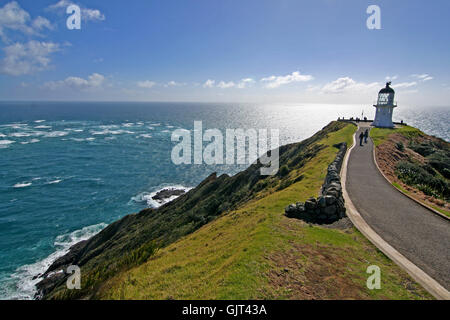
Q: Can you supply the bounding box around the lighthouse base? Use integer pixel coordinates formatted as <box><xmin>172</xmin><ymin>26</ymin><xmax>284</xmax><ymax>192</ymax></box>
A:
<box><xmin>372</xmin><ymin>104</ymin><xmax>396</xmax><ymax>128</ymax></box>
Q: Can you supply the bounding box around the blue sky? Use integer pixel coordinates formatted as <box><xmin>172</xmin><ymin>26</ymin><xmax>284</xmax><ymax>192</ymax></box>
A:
<box><xmin>0</xmin><ymin>0</ymin><xmax>449</xmax><ymax>105</ymax></box>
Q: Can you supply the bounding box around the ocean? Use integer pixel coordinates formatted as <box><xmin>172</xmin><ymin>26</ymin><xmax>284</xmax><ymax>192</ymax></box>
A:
<box><xmin>0</xmin><ymin>101</ymin><xmax>448</xmax><ymax>299</ymax></box>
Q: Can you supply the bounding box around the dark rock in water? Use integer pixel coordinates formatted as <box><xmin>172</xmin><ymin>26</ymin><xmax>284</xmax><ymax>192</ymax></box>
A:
<box><xmin>35</xmin><ymin>271</ymin><xmax>66</xmax><ymax>299</ymax></box>
<box><xmin>43</xmin><ymin>240</ymin><xmax>88</xmax><ymax>277</ymax></box>
<box><xmin>152</xmin><ymin>188</ymin><xmax>186</xmax><ymax>201</ymax></box>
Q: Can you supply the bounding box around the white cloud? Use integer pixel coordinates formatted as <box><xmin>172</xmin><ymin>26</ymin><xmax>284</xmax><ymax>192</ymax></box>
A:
<box><xmin>0</xmin><ymin>40</ymin><xmax>60</xmax><ymax>75</ymax></box>
<box><xmin>320</xmin><ymin>77</ymin><xmax>379</xmax><ymax>94</ymax></box>
<box><xmin>32</xmin><ymin>16</ymin><xmax>53</xmax><ymax>31</ymax></box>
<box><xmin>260</xmin><ymin>71</ymin><xmax>313</xmax><ymax>89</ymax></box>
<box><xmin>411</xmin><ymin>74</ymin><xmax>433</xmax><ymax>82</ymax></box>
<box><xmin>44</xmin><ymin>73</ymin><xmax>105</xmax><ymax>90</ymax></box>
<box><xmin>47</xmin><ymin>1</ymin><xmax>105</xmax><ymax>22</ymax></box>
<box><xmin>385</xmin><ymin>75</ymin><xmax>398</xmax><ymax>81</ymax></box>
<box><xmin>392</xmin><ymin>81</ymin><xmax>417</xmax><ymax>89</ymax></box>
<box><xmin>137</xmin><ymin>80</ymin><xmax>156</xmax><ymax>89</ymax></box>
<box><xmin>217</xmin><ymin>81</ymin><xmax>235</xmax><ymax>89</ymax></box>
<box><xmin>202</xmin><ymin>78</ymin><xmax>255</xmax><ymax>89</ymax></box>
<box><xmin>0</xmin><ymin>1</ymin><xmax>53</xmax><ymax>42</ymax></box>
<box><xmin>237</xmin><ymin>78</ymin><xmax>255</xmax><ymax>89</ymax></box>
<box><xmin>203</xmin><ymin>79</ymin><xmax>215</xmax><ymax>88</ymax></box>
<box><xmin>164</xmin><ymin>81</ymin><xmax>186</xmax><ymax>87</ymax></box>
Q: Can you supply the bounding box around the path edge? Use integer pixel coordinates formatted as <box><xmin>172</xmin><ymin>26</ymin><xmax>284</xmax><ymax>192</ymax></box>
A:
<box><xmin>371</xmin><ymin>139</ymin><xmax>449</xmax><ymax>222</ymax></box>
<box><xmin>341</xmin><ymin>126</ymin><xmax>450</xmax><ymax>300</ymax></box>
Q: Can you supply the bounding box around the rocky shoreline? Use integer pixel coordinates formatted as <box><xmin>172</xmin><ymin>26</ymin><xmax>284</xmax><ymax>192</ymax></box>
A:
<box><xmin>151</xmin><ymin>188</ymin><xmax>186</xmax><ymax>202</ymax></box>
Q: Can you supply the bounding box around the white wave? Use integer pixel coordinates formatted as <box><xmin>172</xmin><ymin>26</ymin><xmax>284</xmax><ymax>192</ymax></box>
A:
<box><xmin>10</xmin><ymin>132</ymin><xmax>31</xmax><ymax>138</ymax></box>
<box><xmin>130</xmin><ymin>185</ymin><xmax>192</xmax><ymax>208</ymax></box>
<box><xmin>20</xmin><ymin>139</ymin><xmax>40</xmax><ymax>145</ymax></box>
<box><xmin>2</xmin><ymin>223</ymin><xmax>107</xmax><ymax>300</ymax></box>
<box><xmin>122</xmin><ymin>123</ymin><xmax>134</xmax><ymax>127</ymax></box>
<box><xmin>34</xmin><ymin>125</ymin><xmax>51</xmax><ymax>129</ymax></box>
<box><xmin>42</xmin><ymin>131</ymin><xmax>69</xmax><ymax>138</ymax></box>
<box><xmin>47</xmin><ymin>180</ymin><xmax>62</xmax><ymax>185</ymax></box>
<box><xmin>64</xmin><ymin>128</ymin><xmax>84</xmax><ymax>132</ymax></box>
<box><xmin>0</xmin><ymin>140</ymin><xmax>15</xmax><ymax>145</ymax></box>
<box><xmin>138</xmin><ymin>134</ymin><xmax>152</xmax><ymax>139</ymax></box>
<box><xmin>13</xmin><ymin>182</ymin><xmax>32</xmax><ymax>188</ymax></box>
<box><xmin>34</xmin><ymin>120</ymin><xmax>46</xmax><ymax>123</ymax></box>
<box><xmin>91</xmin><ymin>129</ymin><xmax>134</xmax><ymax>135</ymax></box>
<box><xmin>70</xmin><ymin>137</ymin><xmax>95</xmax><ymax>142</ymax></box>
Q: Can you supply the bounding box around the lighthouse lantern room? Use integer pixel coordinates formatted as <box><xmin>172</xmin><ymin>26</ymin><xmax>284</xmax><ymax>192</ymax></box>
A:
<box><xmin>372</xmin><ymin>82</ymin><xmax>397</xmax><ymax>128</ymax></box>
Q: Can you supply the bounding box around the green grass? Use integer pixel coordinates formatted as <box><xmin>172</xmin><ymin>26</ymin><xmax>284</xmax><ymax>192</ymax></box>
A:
<box><xmin>96</xmin><ymin>123</ymin><xmax>432</xmax><ymax>300</ymax></box>
<box><xmin>370</xmin><ymin>126</ymin><xmax>423</xmax><ymax>147</ymax></box>
<box><xmin>392</xmin><ymin>182</ymin><xmax>410</xmax><ymax>195</ymax></box>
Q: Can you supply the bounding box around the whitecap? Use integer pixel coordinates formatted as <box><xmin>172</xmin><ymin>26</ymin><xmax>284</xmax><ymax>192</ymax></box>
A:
<box><xmin>138</xmin><ymin>134</ymin><xmax>152</xmax><ymax>139</ymax></box>
<box><xmin>34</xmin><ymin>120</ymin><xmax>46</xmax><ymax>123</ymax></box>
<box><xmin>20</xmin><ymin>139</ymin><xmax>40</xmax><ymax>145</ymax></box>
<box><xmin>43</xmin><ymin>131</ymin><xmax>69</xmax><ymax>138</ymax></box>
<box><xmin>0</xmin><ymin>140</ymin><xmax>15</xmax><ymax>145</ymax></box>
<box><xmin>47</xmin><ymin>180</ymin><xmax>62</xmax><ymax>185</ymax></box>
<box><xmin>3</xmin><ymin>223</ymin><xmax>107</xmax><ymax>300</ymax></box>
<box><xmin>13</xmin><ymin>182</ymin><xmax>32</xmax><ymax>188</ymax></box>
<box><xmin>70</xmin><ymin>137</ymin><xmax>95</xmax><ymax>142</ymax></box>
<box><xmin>10</xmin><ymin>132</ymin><xmax>31</xmax><ymax>138</ymax></box>
<box><xmin>91</xmin><ymin>129</ymin><xmax>133</xmax><ymax>135</ymax></box>
<box><xmin>34</xmin><ymin>125</ymin><xmax>51</xmax><ymax>129</ymax></box>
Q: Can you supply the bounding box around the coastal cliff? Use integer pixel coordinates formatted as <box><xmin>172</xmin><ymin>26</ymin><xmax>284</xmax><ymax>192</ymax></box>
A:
<box><xmin>37</xmin><ymin>122</ymin><xmax>433</xmax><ymax>300</ymax></box>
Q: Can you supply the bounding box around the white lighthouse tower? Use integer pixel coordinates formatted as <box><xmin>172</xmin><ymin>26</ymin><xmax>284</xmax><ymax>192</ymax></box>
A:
<box><xmin>372</xmin><ymin>82</ymin><xmax>396</xmax><ymax>128</ymax></box>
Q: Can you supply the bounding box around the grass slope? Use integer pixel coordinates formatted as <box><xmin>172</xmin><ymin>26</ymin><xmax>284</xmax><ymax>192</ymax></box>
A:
<box><xmin>96</xmin><ymin>123</ymin><xmax>431</xmax><ymax>300</ymax></box>
<box><xmin>371</xmin><ymin>126</ymin><xmax>449</xmax><ymax>217</ymax></box>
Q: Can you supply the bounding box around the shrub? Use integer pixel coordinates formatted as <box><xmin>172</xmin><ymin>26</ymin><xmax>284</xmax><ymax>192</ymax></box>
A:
<box><xmin>279</xmin><ymin>165</ymin><xmax>289</xmax><ymax>177</ymax></box>
<box><xmin>395</xmin><ymin>142</ymin><xmax>404</xmax><ymax>152</ymax></box>
<box><xmin>395</xmin><ymin>161</ymin><xmax>449</xmax><ymax>200</ymax></box>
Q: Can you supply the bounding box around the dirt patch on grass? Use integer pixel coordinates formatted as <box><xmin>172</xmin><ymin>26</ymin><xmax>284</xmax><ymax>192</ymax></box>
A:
<box><xmin>264</xmin><ymin>243</ymin><xmax>368</xmax><ymax>299</ymax></box>
<box><xmin>375</xmin><ymin>133</ymin><xmax>449</xmax><ymax>213</ymax></box>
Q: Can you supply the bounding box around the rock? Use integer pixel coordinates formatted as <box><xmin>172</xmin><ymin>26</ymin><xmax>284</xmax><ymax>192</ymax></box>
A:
<box><xmin>324</xmin><ymin>195</ymin><xmax>336</xmax><ymax>205</ymax></box>
<box><xmin>318</xmin><ymin>196</ymin><xmax>327</xmax><ymax>208</ymax></box>
<box><xmin>284</xmin><ymin>142</ymin><xmax>347</xmax><ymax>225</ymax></box>
<box><xmin>305</xmin><ymin>200</ymin><xmax>317</xmax><ymax>211</ymax></box>
<box><xmin>152</xmin><ymin>188</ymin><xmax>186</xmax><ymax>201</ymax></box>
<box><xmin>324</xmin><ymin>205</ymin><xmax>337</xmax><ymax>216</ymax></box>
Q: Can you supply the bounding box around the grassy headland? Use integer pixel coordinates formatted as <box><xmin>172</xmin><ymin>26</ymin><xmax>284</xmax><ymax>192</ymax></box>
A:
<box><xmin>41</xmin><ymin>122</ymin><xmax>432</xmax><ymax>300</ymax></box>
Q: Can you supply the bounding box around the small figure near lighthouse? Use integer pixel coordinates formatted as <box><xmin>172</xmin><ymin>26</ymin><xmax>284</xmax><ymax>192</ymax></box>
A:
<box><xmin>372</xmin><ymin>82</ymin><xmax>397</xmax><ymax>128</ymax></box>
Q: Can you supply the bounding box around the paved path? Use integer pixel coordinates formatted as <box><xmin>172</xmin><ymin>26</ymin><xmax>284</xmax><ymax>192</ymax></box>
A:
<box><xmin>346</xmin><ymin>124</ymin><xmax>450</xmax><ymax>290</ymax></box>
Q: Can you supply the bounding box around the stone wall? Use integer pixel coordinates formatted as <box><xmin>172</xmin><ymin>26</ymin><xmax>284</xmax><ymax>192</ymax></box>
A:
<box><xmin>285</xmin><ymin>142</ymin><xmax>347</xmax><ymax>223</ymax></box>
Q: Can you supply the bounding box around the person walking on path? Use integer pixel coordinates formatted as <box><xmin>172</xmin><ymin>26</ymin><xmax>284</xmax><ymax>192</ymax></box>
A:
<box><xmin>364</xmin><ymin>129</ymin><xmax>369</xmax><ymax>143</ymax></box>
<box><xmin>359</xmin><ymin>131</ymin><xmax>364</xmax><ymax>146</ymax></box>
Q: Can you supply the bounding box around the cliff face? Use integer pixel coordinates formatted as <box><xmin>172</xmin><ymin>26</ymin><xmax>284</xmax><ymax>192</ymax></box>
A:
<box><xmin>37</xmin><ymin>121</ymin><xmax>350</xmax><ymax>299</ymax></box>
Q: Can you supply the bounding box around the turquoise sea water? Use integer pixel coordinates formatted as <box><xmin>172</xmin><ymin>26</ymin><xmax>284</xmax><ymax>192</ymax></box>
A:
<box><xmin>0</xmin><ymin>102</ymin><xmax>448</xmax><ymax>299</ymax></box>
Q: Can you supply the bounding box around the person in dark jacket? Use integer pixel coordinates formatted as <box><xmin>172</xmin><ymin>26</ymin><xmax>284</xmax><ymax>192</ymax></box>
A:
<box><xmin>359</xmin><ymin>131</ymin><xmax>364</xmax><ymax>146</ymax></box>
<box><xmin>364</xmin><ymin>129</ymin><xmax>369</xmax><ymax>143</ymax></box>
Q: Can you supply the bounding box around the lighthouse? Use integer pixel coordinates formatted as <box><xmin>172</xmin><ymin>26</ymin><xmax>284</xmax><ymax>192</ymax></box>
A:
<box><xmin>372</xmin><ymin>82</ymin><xmax>397</xmax><ymax>128</ymax></box>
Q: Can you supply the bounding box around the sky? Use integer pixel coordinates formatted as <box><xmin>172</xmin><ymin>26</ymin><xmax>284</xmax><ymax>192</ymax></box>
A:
<box><xmin>0</xmin><ymin>0</ymin><xmax>449</xmax><ymax>105</ymax></box>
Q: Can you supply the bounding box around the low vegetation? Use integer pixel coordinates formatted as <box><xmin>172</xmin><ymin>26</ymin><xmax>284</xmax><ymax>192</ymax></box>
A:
<box><xmin>42</xmin><ymin>122</ymin><xmax>433</xmax><ymax>300</ymax></box>
<box><xmin>371</xmin><ymin>126</ymin><xmax>450</xmax><ymax>216</ymax></box>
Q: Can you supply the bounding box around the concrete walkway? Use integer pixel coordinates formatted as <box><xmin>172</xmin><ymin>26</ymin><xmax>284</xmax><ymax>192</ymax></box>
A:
<box><xmin>346</xmin><ymin>124</ymin><xmax>450</xmax><ymax>291</ymax></box>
